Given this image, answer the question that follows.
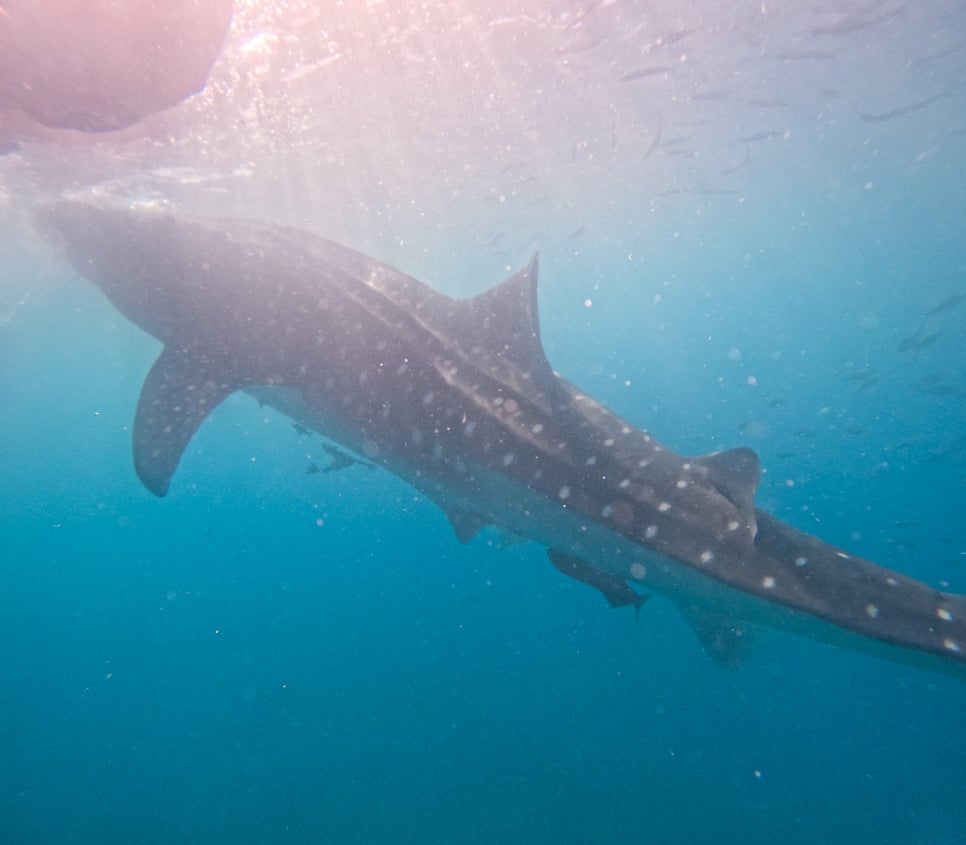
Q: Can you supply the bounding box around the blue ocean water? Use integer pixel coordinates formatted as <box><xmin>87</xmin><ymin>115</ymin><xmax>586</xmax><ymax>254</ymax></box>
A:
<box><xmin>2</xmin><ymin>3</ymin><xmax>966</xmax><ymax>844</ymax></box>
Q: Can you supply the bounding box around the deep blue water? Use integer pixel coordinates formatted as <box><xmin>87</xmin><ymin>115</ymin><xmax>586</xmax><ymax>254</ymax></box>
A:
<box><xmin>3</xmin><ymin>3</ymin><xmax>966</xmax><ymax>843</ymax></box>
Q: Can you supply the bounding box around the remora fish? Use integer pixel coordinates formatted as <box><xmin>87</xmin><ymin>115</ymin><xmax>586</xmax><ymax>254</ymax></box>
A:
<box><xmin>37</xmin><ymin>199</ymin><xmax>966</xmax><ymax>677</ymax></box>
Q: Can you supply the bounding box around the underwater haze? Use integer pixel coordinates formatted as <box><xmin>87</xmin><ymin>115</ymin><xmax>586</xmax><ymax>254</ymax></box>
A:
<box><xmin>2</xmin><ymin>1</ymin><xmax>966</xmax><ymax>843</ymax></box>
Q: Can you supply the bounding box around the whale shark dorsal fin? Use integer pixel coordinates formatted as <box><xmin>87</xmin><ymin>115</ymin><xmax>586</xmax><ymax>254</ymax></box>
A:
<box><xmin>457</xmin><ymin>254</ymin><xmax>561</xmax><ymax>410</ymax></box>
<box><xmin>133</xmin><ymin>344</ymin><xmax>241</xmax><ymax>496</ymax></box>
<box><xmin>692</xmin><ymin>447</ymin><xmax>761</xmax><ymax>537</ymax></box>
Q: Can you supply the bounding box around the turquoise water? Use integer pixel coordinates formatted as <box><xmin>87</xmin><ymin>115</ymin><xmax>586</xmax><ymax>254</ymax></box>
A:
<box><xmin>3</xmin><ymin>3</ymin><xmax>966</xmax><ymax>843</ymax></box>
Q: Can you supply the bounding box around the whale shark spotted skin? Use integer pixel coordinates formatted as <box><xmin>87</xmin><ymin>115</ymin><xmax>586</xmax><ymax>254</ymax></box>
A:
<box><xmin>37</xmin><ymin>199</ymin><xmax>966</xmax><ymax>677</ymax></box>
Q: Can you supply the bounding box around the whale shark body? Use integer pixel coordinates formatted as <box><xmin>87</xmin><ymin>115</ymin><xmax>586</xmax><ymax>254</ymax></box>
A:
<box><xmin>38</xmin><ymin>199</ymin><xmax>966</xmax><ymax>677</ymax></box>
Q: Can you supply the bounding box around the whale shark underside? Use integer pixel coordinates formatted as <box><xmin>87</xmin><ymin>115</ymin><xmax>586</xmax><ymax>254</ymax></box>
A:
<box><xmin>36</xmin><ymin>199</ymin><xmax>966</xmax><ymax>679</ymax></box>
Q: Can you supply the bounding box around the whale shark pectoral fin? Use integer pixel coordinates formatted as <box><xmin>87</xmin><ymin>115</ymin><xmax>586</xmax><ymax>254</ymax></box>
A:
<box><xmin>692</xmin><ymin>446</ymin><xmax>761</xmax><ymax>537</ymax></box>
<box><xmin>677</xmin><ymin>602</ymin><xmax>758</xmax><ymax>667</ymax></box>
<box><xmin>548</xmin><ymin>550</ymin><xmax>650</xmax><ymax>617</ymax></box>
<box><xmin>133</xmin><ymin>344</ymin><xmax>241</xmax><ymax>497</ymax></box>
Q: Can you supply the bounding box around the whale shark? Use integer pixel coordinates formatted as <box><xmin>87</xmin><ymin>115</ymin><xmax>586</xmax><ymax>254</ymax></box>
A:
<box><xmin>36</xmin><ymin>199</ymin><xmax>966</xmax><ymax>677</ymax></box>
